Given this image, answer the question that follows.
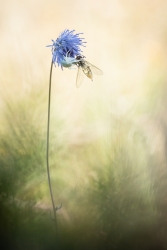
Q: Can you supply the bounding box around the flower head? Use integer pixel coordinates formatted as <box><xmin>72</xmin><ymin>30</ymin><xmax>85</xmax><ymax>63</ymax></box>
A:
<box><xmin>47</xmin><ymin>29</ymin><xmax>86</xmax><ymax>68</ymax></box>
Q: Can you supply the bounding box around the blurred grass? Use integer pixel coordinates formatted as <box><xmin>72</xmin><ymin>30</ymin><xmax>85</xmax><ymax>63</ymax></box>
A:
<box><xmin>1</xmin><ymin>78</ymin><xmax>167</xmax><ymax>249</ymax></box>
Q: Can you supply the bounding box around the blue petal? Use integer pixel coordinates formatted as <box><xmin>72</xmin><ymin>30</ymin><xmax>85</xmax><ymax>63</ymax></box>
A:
<box><xmin>47</xmin><ymin>29</ymin><xmax>86</xmax><ymax>68</ymax></box>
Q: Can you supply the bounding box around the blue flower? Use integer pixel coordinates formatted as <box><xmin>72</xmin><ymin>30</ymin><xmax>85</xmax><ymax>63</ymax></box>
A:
<box><xmin>47</xmin><ymin>29</ymin><xmax>86</xmax><ymax>68</ymax></box>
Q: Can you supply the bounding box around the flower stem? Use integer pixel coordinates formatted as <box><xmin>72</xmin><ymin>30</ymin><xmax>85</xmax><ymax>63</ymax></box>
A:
<box><xmin>46</xmin><ymin>60</ymin><xmax>58</xmax><ymax>236</ymax></box>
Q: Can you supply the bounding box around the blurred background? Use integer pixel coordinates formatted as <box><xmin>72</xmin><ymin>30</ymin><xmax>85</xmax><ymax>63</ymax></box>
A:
<box><xmin>1</xmin><ymin>0</ymin><xmax>167</xmax><ymax>249</ymax></box>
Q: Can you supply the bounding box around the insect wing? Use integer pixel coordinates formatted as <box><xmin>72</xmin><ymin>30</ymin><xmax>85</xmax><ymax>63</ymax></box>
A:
<box><xmin>85</xmin><ymin>61</ymin><xmax>103</xmax><ymax>75</ymax></box>
<box><xmin>82</xmin><ymin>64</ymin><xmax>93</xmax><ymax>81</ymax></box>
<box><xmin>76</xmin><ymin>66</ymin><xmax>84</xmax><ymax>88</ymax></box>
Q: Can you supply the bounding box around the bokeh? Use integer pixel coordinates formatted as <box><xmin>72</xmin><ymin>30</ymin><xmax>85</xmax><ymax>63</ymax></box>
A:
<box><xmin>1</xmin><ymin>0</ymin><xmax>167</xmax><ymax>249</ymax></box>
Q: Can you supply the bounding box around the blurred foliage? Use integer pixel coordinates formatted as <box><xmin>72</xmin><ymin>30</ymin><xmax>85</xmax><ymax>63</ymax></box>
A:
<box><xmin>1</xmin><ymin>80</ymin><xmax>167</xmax><ymax>250</ymax></box>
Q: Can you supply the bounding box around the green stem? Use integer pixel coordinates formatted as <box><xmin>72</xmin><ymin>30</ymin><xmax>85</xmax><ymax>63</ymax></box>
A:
<box><xmin>46</xmin><ymin>60</ymin><xmax>58</xmax><ymax>235</ymax></box>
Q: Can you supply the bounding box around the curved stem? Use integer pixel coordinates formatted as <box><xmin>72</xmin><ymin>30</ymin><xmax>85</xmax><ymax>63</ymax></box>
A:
<box><xmin>46</xmin><ymin>61</ymin><xmax>58</xmax><ymax>235</ymax></box>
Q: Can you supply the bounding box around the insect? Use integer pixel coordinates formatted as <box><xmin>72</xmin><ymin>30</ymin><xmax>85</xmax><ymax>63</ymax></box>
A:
<box><xmin>74</xmin><ymin>55</ymin><xmax>103</xmax><ymax>88</ymax></box>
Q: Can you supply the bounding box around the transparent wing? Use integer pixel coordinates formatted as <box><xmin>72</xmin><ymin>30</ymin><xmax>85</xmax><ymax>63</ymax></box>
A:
<box><xmin>76</xmin><ymin>66</ymin><xmax>84</xmax><ymax>88</ymax></box>
<box><xmin>85</xmin><ymin>61</ymin><xmax>103</xmax><ymax>75</ymax></box>
<box><xmin>82</xmin><ymin>66</ymin><xmax>93</xmax><ymax>81</ymax></box>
